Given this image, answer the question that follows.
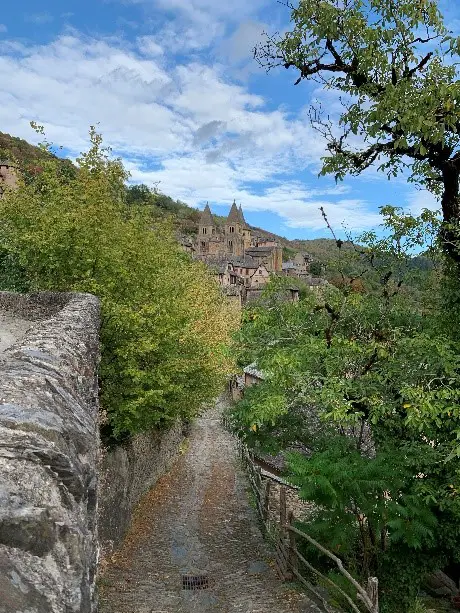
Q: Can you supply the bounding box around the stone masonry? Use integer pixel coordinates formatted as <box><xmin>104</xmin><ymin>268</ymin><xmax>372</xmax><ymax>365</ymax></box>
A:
<box><xmin>0</xmin><ymin>292</ymin><xmax>100</xmax><ymax>613</ymax></box>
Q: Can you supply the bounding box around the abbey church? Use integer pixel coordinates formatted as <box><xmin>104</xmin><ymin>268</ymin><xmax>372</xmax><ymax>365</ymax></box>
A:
<box><xmin>195</xmin><ymin>201</ymin><xmax>283</xmax><ymax>273</ymax></box>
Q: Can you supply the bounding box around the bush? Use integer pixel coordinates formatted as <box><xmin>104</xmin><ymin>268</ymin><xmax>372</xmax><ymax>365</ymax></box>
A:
<box><xmin>0</xmin><ymin>127</ymin><xmax>237</xmax><ymax>438</ymax></box>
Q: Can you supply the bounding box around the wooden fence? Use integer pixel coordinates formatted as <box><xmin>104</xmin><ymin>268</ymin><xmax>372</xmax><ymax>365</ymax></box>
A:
<box><xmin>233</xmin><ymin>434</ymin><xmax>379</xmax><ymax>613</ymax></box>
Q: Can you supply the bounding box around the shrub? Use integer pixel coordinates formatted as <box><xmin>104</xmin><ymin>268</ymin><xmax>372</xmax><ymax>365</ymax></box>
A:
<box><xmin>0</xmin><ymin>127</ymin><xmax>237</xmax><ymax>438</ymax></box>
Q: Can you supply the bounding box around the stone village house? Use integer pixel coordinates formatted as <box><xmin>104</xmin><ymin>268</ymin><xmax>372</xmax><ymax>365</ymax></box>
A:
<box><xmin>0</xmin><ymin>161</ymin><xmax>18</xmax><ymax>199</ymax></box>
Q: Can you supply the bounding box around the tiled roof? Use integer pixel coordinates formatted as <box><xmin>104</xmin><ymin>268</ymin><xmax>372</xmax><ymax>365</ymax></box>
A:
<box><xmin>243</xmin><ymin>362</ymin><xmax>265</xmax><ymax>379</ymax></box>
<box><xmin>245</xmin><ymin>247</ymin><xmax>275</xmax><ymax>254</ymax></box>
<box><xmin>231</xmin><ymin>256</ymin><xmax>258</xmax><ymax>268</ymax></box>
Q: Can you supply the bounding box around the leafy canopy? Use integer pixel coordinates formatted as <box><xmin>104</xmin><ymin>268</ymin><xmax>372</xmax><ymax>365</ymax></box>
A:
<box><xmin>256</xmin><ymin>0</ymin><xmax>460</xmax><ymax>263</ymax></box>
<box><xmin>0</xmin><ymin>126</ymin><xmax>238</xmax><ymax>438</ymax></box>
<box><xmin>231</xmin><ymin>209</ymin><xmax>460</xmax><ymax>611</ymax></box>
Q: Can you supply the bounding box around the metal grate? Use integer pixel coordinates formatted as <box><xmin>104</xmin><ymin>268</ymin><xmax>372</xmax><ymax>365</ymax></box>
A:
<box><xmin>182</xmin><ymin>574</ymin><xmax>209</xmax><ymax>590</ymax></box>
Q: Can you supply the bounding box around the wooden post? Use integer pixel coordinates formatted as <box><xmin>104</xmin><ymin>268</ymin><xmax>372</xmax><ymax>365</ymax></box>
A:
<box><xmin>279</xmin><ymin>486</ymin><xmax>287</xmax><ymax>536</ymax></box>
<box><xmin>278</xmin><ymin>487</ymin><xmax>290</xmax><ymax>580</ymax></box>
<box><xmin>263</xmin><ymin>479</ymin><xmax>271</xmax><ymax>524</ymax></box>
<box><xmin>366</xmin><ymin>577</ymin><xmax>379</xmax><ymax>613</ymax></box>
<box><xmin>287</xmin><ymin>511</ymin><xmax>298</xmax><ymax>576</ymax></box>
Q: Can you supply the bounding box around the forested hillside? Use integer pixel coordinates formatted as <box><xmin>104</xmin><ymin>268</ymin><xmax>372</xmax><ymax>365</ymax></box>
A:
<box><xmin>0</xmin><ymin>130</ymin><xmax>435</xmax><ymax>282</ymax></box>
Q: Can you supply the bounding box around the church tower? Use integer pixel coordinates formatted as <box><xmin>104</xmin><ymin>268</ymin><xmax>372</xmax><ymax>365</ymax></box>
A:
<box><xmin>239</xmin><ymin>205</ymin><xmax>252</xmax><ymax>251</ymax></box>
<box><xmin>197</xmin><ymin>203</ymin><xmax>217</xmax><ymax>256</ymax></box>
<box><xmin>225</xmin><ymin>201</ymin><xmax>245</xmax><ymax>257</ymax></box>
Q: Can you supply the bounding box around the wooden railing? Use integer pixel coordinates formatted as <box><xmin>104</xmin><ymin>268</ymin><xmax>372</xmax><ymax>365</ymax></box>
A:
<box><xmin>230</xmin><ymin>430</ymin><xmax>379</xmax><ymax>613</ymax></box>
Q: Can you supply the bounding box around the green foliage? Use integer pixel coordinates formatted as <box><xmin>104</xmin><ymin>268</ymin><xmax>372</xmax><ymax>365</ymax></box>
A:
<box><xmin>309</xmin><ymin>261</ymin><xmax>323</xmax><ymax>276</ymax></box>
<box><xmin>258</xmin><ymin>0</ymin><xmax>457</xmax><ymax>186</ymax></box>
<box><xmin>282</xmin><ymin>245</ymin><xmax>297</xmax><ymax>261</ymax></box>
<box><xmin>231</xmin><ymin>207</ymin><xmax>460</xmax><ymax>610</ymax></box>
<box><xmin>0</xmin><ymin>126</ymin><xmax>237</xmax><ymax>439</ymax></box>
<box><xmin>256</xmin><ymin>0</ymin><xmax>460</xmax><ymax>266</ymax></box>
<box><xmin>0</xmin><ymin>130</ymin><xmax>77</xmax><ymax>185</ymax></box>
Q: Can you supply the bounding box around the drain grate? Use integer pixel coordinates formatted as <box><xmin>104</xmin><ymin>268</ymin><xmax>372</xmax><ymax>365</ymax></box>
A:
<box><xmin>182</xmin><ymin>574</ymin><xmax>209</xmax><ymax>590</ymax></box>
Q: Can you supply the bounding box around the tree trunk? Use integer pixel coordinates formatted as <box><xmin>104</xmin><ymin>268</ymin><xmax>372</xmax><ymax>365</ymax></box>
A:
<box><xmin>440</xmin><ymin>163</ymin><xmax>460</xmax><ymax>266</ymax></box>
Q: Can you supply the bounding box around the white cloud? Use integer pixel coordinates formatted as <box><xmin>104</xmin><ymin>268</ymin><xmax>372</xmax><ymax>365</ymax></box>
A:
<box><xmin>0</xmin><ymin>24</ymin><xmax>7</xmax><ymax>34</ymax></box>
<box><xmin>406</xmin><ymin>189</ymin><xmax>440</xmax><ymax>216</ymax></box>
<box><xmin>219</xmin><ymin>21</ymin><xmax>265</xmax><ymax>64</ymax></box>
<box><xmin>136</xmin><ymin>0</ymin><xmax>267</xmax><ymax>23</ymax></box>
<box><xmin>137</xmin><ymin>35</ymin><xmax>163</xmax><ymax>57</ymax></box>
<box><xmin>154</xmin><ymin>19</ymin><xmax>224</xmax><ymax>53</ymax></box>
<box><xmin>122</xmin><ymin>0</ymin><xmax>270</xmax><ymax>54</ymax></box>
<box><xmin>126</xmin><ymin>157</ymin><xmax>380</xmax><ymax>231</ymax></box>
<box><xmin>0</xmin><ymin>28</ymin><xmax>379</xmax><ymax>231</ymax></box>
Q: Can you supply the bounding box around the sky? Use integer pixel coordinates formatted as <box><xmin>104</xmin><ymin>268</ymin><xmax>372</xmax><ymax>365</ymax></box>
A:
<box><xmin>0</xmin><ymin>0</ymin><xmax>454</xmax><ymax>240</ymax></box>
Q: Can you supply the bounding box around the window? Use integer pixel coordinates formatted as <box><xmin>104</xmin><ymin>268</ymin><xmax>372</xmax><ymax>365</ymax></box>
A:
<box><xmin>229</xmin><ymin>226</ymin><xmax>235</xmax><ymax>233</ymax></box>
<box><xmin>202</xmin><ymin>227</ymin><xmax>207</xmax><ymax>234</ymax></box>
<box><xmin>228</xmin><ymin>240</ymin><xmax>233</xmax><ymax>251</ymax></box>
<box><xmin>201</xmin><ymin>242</ymin><xmax>206</xmax><ymax>250</ymax></box>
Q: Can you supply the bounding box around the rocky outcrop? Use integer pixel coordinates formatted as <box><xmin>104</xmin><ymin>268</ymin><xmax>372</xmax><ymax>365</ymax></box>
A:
<box><xmin>0</xmin><ymin>292</ymin><xmax>100</xmax><ymax>613</ymax></box>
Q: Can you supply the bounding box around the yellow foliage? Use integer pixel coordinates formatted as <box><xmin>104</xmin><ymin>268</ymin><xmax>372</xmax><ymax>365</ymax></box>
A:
<box><xmin>0</xmin><ymin>127</ymin><xmax>238</xmax><ymax>437</ymax></box>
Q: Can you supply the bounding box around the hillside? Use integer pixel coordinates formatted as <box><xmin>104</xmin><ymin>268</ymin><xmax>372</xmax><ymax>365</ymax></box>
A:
<box><xmin>0</xmin><ymin>131</ymin><xmax>432</xmax><ymax>276</ymax></box>
<box><xmin>0</xmin><ymin>131</ymin><xmax>52</xmax><ymax>165</ymax></box>
<box><xmin>0</xmin><ymin>131</ymin><xmax>320</xmax><ymax>254</ymax></box>
<box><xmin>0</xmin><ymin>131</ymin><xmax>76</xmax><ymax>182</ymax></box>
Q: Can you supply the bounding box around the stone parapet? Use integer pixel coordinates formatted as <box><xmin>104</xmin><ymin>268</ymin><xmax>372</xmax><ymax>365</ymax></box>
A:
<box><xmin>0</xmin><ymin>292</ymin><xmax>100</xmax><ymax>613</ymax></box>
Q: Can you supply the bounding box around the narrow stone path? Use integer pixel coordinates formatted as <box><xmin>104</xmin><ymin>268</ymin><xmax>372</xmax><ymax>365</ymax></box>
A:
<box><xmin>99</xmin><ymin>398</ymin><xmax>319</xmax><ymax>613</ymax></box>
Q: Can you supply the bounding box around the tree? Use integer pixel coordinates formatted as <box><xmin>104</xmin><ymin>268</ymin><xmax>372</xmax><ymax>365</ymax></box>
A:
<box><xmin>256</xmin><ymin>0</ymin><xmax>460</xmax><ymax>265</ymax></box>
<box><xmin>231</xmin><ymin>209</ymin><xmax>460</xmax><ymax>611</ymax></box>
<box><xmin>126</xmin><ymin>183</ymin><xmax>155</xmax><ymax>206</ymax></box>
<box><xmin>309</xmin><ymin>260</ymin><xmax>323</xmax><ymax>276</ymax></box>
<box><xmin>0</xmin><ymin>127</ymin><xmax>238</xmax><ymax>439</ymax></box>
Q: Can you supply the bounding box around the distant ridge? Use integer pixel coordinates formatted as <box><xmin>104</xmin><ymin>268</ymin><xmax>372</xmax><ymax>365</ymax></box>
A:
<box><xmin>0</xmin><ymin>130</ymin><xmax>342</xmax><ymax>263</ymax></box>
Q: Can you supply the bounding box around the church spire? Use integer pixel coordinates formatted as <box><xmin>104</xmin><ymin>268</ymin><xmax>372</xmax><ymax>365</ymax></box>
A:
<box><xmin>200</xmin><ymin>202</ymin><xmax>215</xmax><ymax>226</ymax></box>
<box><xmin>227</xmin><ymin>200</ymin><xmax>241</xmax><ymax>224</ymax></box>
<box><xmin>238</xmin><ymin>204</ymin><xmax>248</xmax><ymax>227</ymax></box>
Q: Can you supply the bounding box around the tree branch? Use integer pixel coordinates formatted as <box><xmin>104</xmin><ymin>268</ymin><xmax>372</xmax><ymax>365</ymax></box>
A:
<box><xmin>406</xmin><ymin>51</ymin><xmax>433</xmax><ymax>79</ymax></box>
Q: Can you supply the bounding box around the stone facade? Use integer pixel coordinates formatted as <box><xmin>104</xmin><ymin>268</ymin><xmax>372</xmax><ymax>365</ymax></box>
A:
<box><xmin>0</xmin><ymin>291</ymin><xmax>100</xmax><ymax>613</ymax></box>
<box><xmin>282</xmin><ymin>252</ymin><xmax>313</xmax><ymax>277</ymax></box>
<box><xmin>249</xmin><ymin>264</ymin><xmax>270</xmax><ymax>288</ymax></box>
<box><xmin>0</xmin><ymin>161</ymin><xmax>18</xmax><ymax>199</ymax></box>
<box><xmin>195</xmin><ymin>202</ymin><xmax>282</xmax><ymax>273</ymax></box>
<box><xmin>98</xmin><ymin>422</ymin><xmax>185</xmax><ymax>558</ymax></box>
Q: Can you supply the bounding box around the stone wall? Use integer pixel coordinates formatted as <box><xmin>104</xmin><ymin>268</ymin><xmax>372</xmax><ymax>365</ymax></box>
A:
<box><xmin>0</xmin><ymin>291</ymin><xmax>187</xmax><ymax>612</ymax></box>
<box><xmin>98</xmin><ymin>421</ymin><xmax>185</xmax><ymax>558</ymax></box>
<box><xmin>0</xmin><ymin>292</ymin><xmax>100</xmax><ymax>613</ymax></box>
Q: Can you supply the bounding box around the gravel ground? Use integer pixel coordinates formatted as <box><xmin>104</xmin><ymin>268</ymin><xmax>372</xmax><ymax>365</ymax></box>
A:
<box><xmin>99</xmin><ymin>398</ymin><xmax>320</xmax><ymax>613</ymax></box>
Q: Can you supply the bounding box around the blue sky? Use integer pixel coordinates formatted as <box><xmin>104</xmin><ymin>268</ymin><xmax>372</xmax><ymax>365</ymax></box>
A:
<box><xmin>0</xmin><ymin>0</ymin><xmax>452</xmax><ymax>239</ymax></box>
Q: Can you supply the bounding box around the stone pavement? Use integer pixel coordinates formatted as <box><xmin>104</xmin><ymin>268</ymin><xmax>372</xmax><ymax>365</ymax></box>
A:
<box><xmin>99</xmin><ymin>398</ymin><xmax>319</xmax><ymax>613</ymax></box>
<box><xmin>0</xmin><ymin>311</ymin><xmax>32</xmax><ymax>353</ymax></box>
